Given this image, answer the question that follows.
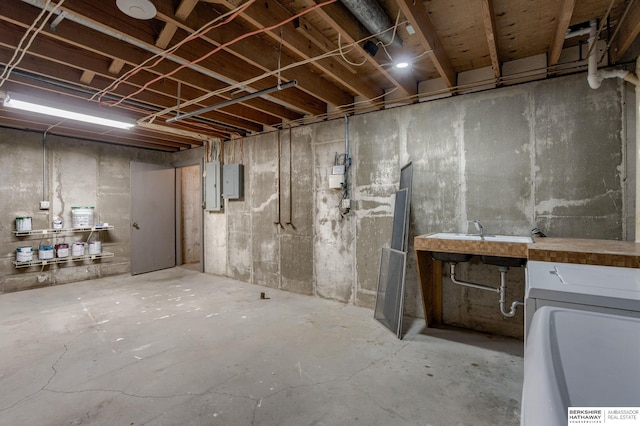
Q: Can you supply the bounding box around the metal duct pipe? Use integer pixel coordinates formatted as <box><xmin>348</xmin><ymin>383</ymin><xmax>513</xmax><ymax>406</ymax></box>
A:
<box><xmin>340</xmin><ymin>0</ymin><xmax>402</xmax><ymax>49</ymax></box>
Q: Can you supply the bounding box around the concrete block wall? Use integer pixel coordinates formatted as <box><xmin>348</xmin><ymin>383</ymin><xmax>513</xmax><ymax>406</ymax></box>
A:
<box><xmin>0</xmin><ymin>129</ymin><xmax>169</xmax><ymax>292</ymax></box>
<box><xmin>209</xmin><ymin>73</ymin><xmax>634</xmax><ymax>339</ymax></box>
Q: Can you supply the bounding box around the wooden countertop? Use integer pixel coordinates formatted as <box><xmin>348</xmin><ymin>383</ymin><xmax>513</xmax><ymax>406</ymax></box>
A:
<box><xmin>415</xmin><ymin>234</ymin><xmax>640</xmax><ymax>268</ymax></box>
<box><xmin>528</xmin><ymin>237</ymin><xmax>640</xmax><ymax>268</ymax></box>
<box><xmin>414</xmin><ymin>233</ymin><xmax>529</xmax><ymax>258</ymax></box>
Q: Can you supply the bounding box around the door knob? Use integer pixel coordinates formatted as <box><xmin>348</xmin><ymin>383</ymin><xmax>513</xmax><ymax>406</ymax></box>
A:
<box><xmin>132</xmin><ymin>222</ymin><xmax>140</xmax><ymax>229</ymax></box>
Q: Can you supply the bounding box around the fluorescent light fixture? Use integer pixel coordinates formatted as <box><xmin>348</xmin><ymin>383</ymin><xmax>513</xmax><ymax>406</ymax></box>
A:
<box><xmin>395</xmin><ymin>62</ymin><xmax>410</xmax><ymax>69</ymax></box>
<box><xmin>166</xmin><ymin>80</ymin><xmax>298</xmax><ymax>124</ymax></box>
<box><xmin>3</xmin><ymin>93</ymin><xmax>135</xmax><ymax>130</ymax></box>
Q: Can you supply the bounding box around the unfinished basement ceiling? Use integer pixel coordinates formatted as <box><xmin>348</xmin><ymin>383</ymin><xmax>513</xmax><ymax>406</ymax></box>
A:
<box><xmin>0</xmin><ymin>0</ymin><xmax>638</xmax><ymax>151</ymax></box>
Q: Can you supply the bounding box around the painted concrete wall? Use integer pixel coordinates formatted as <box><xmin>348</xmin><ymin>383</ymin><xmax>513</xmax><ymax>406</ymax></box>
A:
<box><xmin>208</xmin><ymin>73</ymin><xmax>633</xmax><ymax>338</ymax></box>
<box><xmin>0</xmin><ymin>129</ymin><xmax>169</xmax><ymax>292</ymax></box>
<box><xmin>180</xmin><ymin>165</ymin><xmax>201</xmax><ymax>264</ymax></box>
<box><xmin>0</xmin><ymin>72</ymin><xmax>634</xmax><ymax>340</ymax></box>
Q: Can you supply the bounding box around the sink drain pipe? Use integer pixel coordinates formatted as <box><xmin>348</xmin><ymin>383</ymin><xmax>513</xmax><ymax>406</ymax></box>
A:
<box><xmin>449</xmin><ymin>263</ymin><xmax>523</xmax><ymax>318</ymax></box>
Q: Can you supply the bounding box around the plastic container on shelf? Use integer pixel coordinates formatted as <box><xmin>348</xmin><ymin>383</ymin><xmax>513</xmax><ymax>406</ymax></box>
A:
<box><xmin>52</xmin><ymin>217</ymin><xmax>63</xmax><ymax>229</ymax></box>
<box><xmin>88</xmin><ymin>240</ymin><xmax>102</xmax><ymax>255</ymax></box>
<box><xmin>56</xmin><ymin>243</ymin><xmax>69</xmax><ymax>258</ymax></box>
<box><xmin>71</xmin><ymin>207</ymin><xmax>95</xmax><ymax>228</ymax></box>
<box><xmin>71</xmin><ymin>242</ymin><xmax>85</xmax><ymax>256</ymax></box>
<box><xmin>16</xmin><ymin>246</ymin><xmax>33</xmax><ymax>262</ymax></box>
<box><xmin>16</xmin><ymin>217</ymin><xmax>32</xmax><ymax>231</ymax></box>
<box><xmin>38</xmin><ymin>245</ymin><xmax>54</xmax><ymax>260</ymax></box>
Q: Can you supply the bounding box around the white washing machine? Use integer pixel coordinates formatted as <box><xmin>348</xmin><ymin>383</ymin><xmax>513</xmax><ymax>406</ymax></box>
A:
<box><xmin>522</xmin><ymin>261</ymin><xmax>640</xmax><ymax>426</ymax></box>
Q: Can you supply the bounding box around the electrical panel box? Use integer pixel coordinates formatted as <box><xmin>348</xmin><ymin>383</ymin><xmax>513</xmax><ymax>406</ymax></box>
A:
<box><xmin>222</xmin><ymin>163</ymin><xmax>244</xmax><ymax>199</ymax></box>
<box><xmin>205</xmin><ymin>161</ymin><xmax>222</xmax><ymax>211</ymax></box>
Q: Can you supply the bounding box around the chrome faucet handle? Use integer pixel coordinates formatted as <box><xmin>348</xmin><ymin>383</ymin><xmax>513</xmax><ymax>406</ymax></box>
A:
<box><xmin>472</xmin><ymin>220</ymin><xmax>484</xmax><ymax>237</ymax></box>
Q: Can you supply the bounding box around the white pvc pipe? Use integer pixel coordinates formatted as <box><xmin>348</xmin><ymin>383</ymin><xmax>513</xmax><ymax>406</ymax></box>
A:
<box><xmin>584</xmin><ymin>20</ymin><xmax>640</xmax><ymax>242</ymax></box>
<box><xmin>587</xmin><ymin>20</ymin><xmax>602</xmax><ymax>89</ymax></box>
<box><xmin>587</xmin><ymin>20</ymin><xmax>632</xmax><ymax>89</ymax></box>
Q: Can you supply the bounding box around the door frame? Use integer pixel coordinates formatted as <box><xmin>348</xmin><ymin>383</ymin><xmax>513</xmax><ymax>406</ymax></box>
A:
<box><xmin>172</xmin><ymin>158</ymin><xmax>205</xmax><ymax>273</ymax></box>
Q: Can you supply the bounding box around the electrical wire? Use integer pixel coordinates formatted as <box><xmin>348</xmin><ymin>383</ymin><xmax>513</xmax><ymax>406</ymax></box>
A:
<box><xmin>337</xmin><ymin>32</ymin><xmax>367</xmax><ymax>66</ymax></box>
<box><xmin>0</xmin><ymin>0</ymin><xmax>52</xmax><ymax>82</ymax></box>
<box><xmin>0</xmin><ymin>0</ymin><xmax>66</xmax><ymax>88</ymax></box>
<box><xmin>585</xmin><ymin>0</ymin><xmax>616</xmax><ymax>59</ymax></box>
<box><xmin>141</xmin><ymin>19</ymin><xmax>412</xmax><ymax>123</ymax></box>
<box><xmin>94</xmin><ymin>0</ymin><xmax>256</xmax><ymax>103</ymax></box>
<box><xmin>112</xmin><ymin>0</ymin><xmax>338</xmax><ymax>108</ymax></box>
<box><xmin>375</xmin><ymin>10</ymin><xmax>403</xmax><ymax>62</ymax></box>
<box><xmin>598</xmin><ymin>0</ymin><xmax>636</xmax><ymax>63</ymax></box>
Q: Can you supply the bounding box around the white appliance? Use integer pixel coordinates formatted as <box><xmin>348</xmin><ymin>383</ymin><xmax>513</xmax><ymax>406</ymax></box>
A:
<box><xmin>522</xmin><ymin>261</ymin><xmax>640</xmax><ymax>426</ymax></box>
<box><xmin>525</xmin><ymin>261</ymin><xmax>640</xmax><ymax>339</ymax></box>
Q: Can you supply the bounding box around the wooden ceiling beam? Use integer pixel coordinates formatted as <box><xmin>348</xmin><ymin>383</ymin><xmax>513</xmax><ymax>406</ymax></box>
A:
<box><xmin>19</xmin><ymin>0</ymin><xmax>325</xmax><ymax>116</ymax></box>
<box><xmin>481</xmin><ymin>0</ymin><xmax>501</xmax><ymax>79</ymax></box>
<box><xmin>396</xmin><ymin>0</ymin><xmax>456</xmax><ymax>88</ymax></box>
<box><xmin>153</xmin><ymin>1</ymin><xmax>354</xmax><ymax>107</ymax></box>
<box><xmin>80</xmin><ymin>69</ymin><xmax>96</xmax><ymax>85</ymax></box>
<box><xmin>0</xmin><ymin>31</ymin><xmax>267</xmax><ymax>133</ymax></box>
<box><xmin>175</xmin><ymin>0</ymin><xmax>200</xmax><ymax>20</ymax></box>
<box><xmin>108</xmin><ymin>58</ymin><xmax>126</xmax><ymax>75</ymax></box>
<box><xmin>0</xmin><ymin>11</ymin><xmax>303</xmax><ymax>124</ymax></box>
<box><xmin>299</xmin><ymin>0</ymin><xmax>417</xmax><ymax>97</ymax></box>
<box><xmin>294</xmin><ymin>16</ymin><xmax>357</xmax><ymax>75</ymax></box>
<box><xmin>156</xmin><ymin>0</ymin><xmax>200</xmax><ymax>50</ymax></box>
<box><xmin>610</xmin><ymin>1</ymin><xmax>640</xmax><ymax>63</ymax></box>
<box><xmin>213</xmin><ymin>0</ymin><xmax>384</xmax><ymax>101</ymax></box>
<box><xmin>156</xmin><ymin>15</ymin><xmax>353</xmax><ymax>110</ymax></box>
<box><xmin>55</xmin><ymin>1</ymin><xmax>327</xmax><ymax>115</ymax></box>
<box><xmin>548</xmin><ymin>0</ymin><xmax>576</xmax><ymax>67</ymax></box>
<box><xmin>155</xmin><ymin>23</ymin><xmax>177</xmax><ymax>49</ymax></box>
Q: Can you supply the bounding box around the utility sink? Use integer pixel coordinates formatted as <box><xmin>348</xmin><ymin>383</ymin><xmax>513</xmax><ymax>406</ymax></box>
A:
<box><xmin>427</xmin><ymin>232</ymin><xmax>533</xmax><ymax>244</ymax></box>
<box><xmin>481</xmin><ymin>255</ymin><xmax>527</xmax><ymax>268</ymax></box>
<box><xmin>432</xmin><ymin>252</ymin><xmax>473</xmax><ymax>263</ymax></box>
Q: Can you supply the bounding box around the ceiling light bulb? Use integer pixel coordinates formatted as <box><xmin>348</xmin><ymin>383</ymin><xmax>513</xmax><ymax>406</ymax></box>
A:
<box><xmin>396</xmin><ymin>62</ymin><xmax>409</xmax><ymax>69</ymax></box>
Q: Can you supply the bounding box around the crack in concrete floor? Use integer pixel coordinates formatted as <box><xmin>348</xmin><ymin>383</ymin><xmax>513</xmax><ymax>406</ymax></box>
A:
<box><xmin>0</xmin><ymin>269</ymin><xmax>523</xmax><ymax>425</ymax></box>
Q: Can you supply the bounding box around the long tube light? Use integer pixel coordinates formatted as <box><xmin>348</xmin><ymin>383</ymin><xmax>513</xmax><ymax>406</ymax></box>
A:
<box><xmin>3</xmin><ymin>93</ymin><xmax>135</xmax><ymax>130</ymax></box>
<box><xmin>166</xmin><ymin>80</ymin><xmax>298</xmax><ymax>124</ymax></box>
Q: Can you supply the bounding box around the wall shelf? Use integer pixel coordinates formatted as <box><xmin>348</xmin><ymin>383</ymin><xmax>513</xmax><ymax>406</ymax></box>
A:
<box><xmin>13</xmin><ymin>225</ymin><xmax>114</xmax><ymax>237</ymax></box>
<box><xmin>12</xmin><ymin>226</ymin><xmax>114</xmax><ymax>269</ymax></box>
<box><xmin>13</xmin><ymin>252</ymin><xmax>114</xmax><ymax>268</ymax></box>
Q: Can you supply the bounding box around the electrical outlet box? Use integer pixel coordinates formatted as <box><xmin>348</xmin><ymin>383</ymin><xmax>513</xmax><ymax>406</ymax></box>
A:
<box><xmin>332</xmin><ymin>165</ymin><xmax>345</xmax><ymax>175</ymax></box>
<box><xmin>39</xmin><ymin>200</ymin><xmax>50</xmax><ymax>210</ymax></box>
<box><xmin>329</xmin><ymin>174</ymin><xmax>344</xmax><ymax>189</ymax></box>
<box><xmin>341</xmin><ymin>198</ymin><xmax>351</xmax><ymax>209</ymax></box>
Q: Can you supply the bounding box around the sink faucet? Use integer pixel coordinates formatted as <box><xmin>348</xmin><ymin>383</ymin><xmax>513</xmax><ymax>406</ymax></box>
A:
<box><xmin>472</xmin><ymin>220</ymin><xmax>484</xmax><ymax>239</ymax></box>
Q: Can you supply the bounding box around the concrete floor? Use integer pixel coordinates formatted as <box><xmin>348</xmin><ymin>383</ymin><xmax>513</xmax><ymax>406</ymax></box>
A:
<box><xmin>0</xmin><ymin>268</ymin><xmax>524</xmax><ymax>425</ymax></box>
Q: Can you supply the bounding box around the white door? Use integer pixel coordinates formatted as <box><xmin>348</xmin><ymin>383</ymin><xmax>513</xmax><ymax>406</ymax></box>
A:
<box><xmin>130</xmin><ymin>162</ymin><xmax>176</xmax><ymax>275</ymax></box>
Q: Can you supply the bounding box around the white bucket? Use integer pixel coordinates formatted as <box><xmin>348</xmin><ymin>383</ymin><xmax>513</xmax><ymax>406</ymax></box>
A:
<box><xmin>16</xmin><ymin>246</ymin><xmax>33</xmax><ymax>262</ymax></box>
<box><xmin>56</xmin><ymin>243</ymin><xmax>69</xmax><ymax>258</ymax></box>
<box><xmin>72</xmin><ymin>242</ymin><xmax>85</xmax><ymax>256</ymax></box>
<box><xmin>38</xmin><ymin>245</ymin><xmax>54</xmax><ymax>260</ymax></box>
<box><xmin>52</xmin><ymin>218</ymin><xmax>63</xmax><ymax>229</ymax></box>
<box><xmin>16</xmin><ymin>217</ymin><xmax>32</xmax><ymax>231</ymax></box>
<box><xmin>71</xmin><ymin>207</ymin><xmax>95</xmax><ymax>228</ymax></box>
<box><xmin>88</xmin><ymin>241</ymin><xmax>102</xmax><ymax>255</ymax></box>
